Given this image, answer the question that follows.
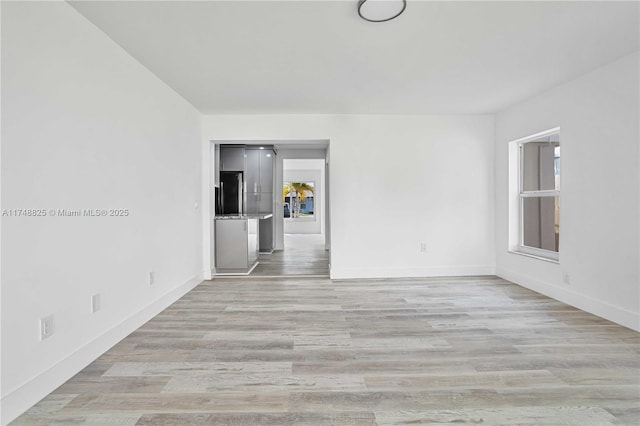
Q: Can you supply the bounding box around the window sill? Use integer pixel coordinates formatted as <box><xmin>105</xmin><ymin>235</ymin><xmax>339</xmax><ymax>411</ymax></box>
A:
<box><xmin>285</xmin><ymin>217</ymin><xmax>316</xmax><ymax>222</ymax></box>
<box><xmin>508</xmin><ymin>249</ymin><xmax>560</xmax><ymax>264</ymax></box>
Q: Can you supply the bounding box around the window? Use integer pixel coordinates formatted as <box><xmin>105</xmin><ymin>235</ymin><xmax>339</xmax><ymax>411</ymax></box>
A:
<box><xmin>283</xmin><ymin>181</ymin><xmax>315</xmax><ymax>219</ymax></box>
<box><xmin>510</xmin><ymin>129</ymin><xmax>560</xmax><ymax>261</ymax></box>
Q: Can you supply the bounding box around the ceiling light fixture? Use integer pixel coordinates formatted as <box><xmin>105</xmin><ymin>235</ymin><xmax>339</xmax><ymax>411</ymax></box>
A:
<box><xmin>358</xmin><ymin>0</ymin><xmax>407</xmax><ymax>23</ymax></box>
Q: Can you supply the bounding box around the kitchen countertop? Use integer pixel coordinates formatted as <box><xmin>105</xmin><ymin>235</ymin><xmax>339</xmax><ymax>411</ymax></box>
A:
<box><xmin>215</xmin><ymin>213</ymin><xmax>273</xmax><ymax>220</ymax></box>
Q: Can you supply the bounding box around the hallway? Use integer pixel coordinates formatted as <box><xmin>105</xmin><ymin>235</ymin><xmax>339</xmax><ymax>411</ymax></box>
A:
<box><xmin>251</xmin><ymin>234</ymin><xmax>329</xmax><ymax>277</ymax></box>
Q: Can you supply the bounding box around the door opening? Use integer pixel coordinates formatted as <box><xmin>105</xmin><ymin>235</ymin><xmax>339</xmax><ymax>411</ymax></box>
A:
<box><xmin>251</xmin><ymin>157</ymin><xmax>329</xmax><ymax>277</ymax></box>
<box><xmin>207</xmin><ymin>139</ymin><xmax>331</xmax><ymax>279</ymax></box>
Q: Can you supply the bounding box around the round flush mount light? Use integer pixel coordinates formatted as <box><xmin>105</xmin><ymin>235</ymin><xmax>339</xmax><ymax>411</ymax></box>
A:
<box><xmin>358</xmin><ymin>0</ymin><xmax>407</xmax><ymax>23</ymax></box>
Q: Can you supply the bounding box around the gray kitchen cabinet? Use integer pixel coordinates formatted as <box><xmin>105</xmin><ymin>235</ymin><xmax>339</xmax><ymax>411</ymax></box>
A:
<box><xmin>239</xmin><ymin>146</ymin><xmax>275</xmax><ymax>254</ymax></box>
<box><xmin>259</xmin><ymin>149</ymin><xmax>274</xmax><ymax>193</ymax></box>
<box><xmin>245</xmin><ymin>190</ymin><xmax>274</xmax><ymax>253</ymax></box>
<box><xmin>247</xmin><ymin>219</ymin><xmax>258</xmax><ymax>266</ymax></box>
<box><xmin>245</xmin><ymin>193</ymin><xmax>272</xmax><ymax>215</ymax></box>
<box><xmin>258</xmin><ymin>193</ymin><xmax>272</xmax><ymax>213</ymax></box>
<box><xmin>215</xmin><ymin>218</ymin><xmax>259</xmax><ymax>273</ymax></box>
<box><xmin>245</xmin><ymin>193</ymin><xmax>259</xmax><ymax>214</ymax></box>
<box><xmin>220</xmin><ymin>146</ymin><xmax>245</xmax><ymax>171</ymax></box>
<box><xmin>244</xmin><ymin>147</ymin><xmax>274</xmax><ymax>193</ymax></box>
<box><xmin>244</xmin><ymin>149</ymin><xmax>260</xmax><ymax>193</ymax></box>
<box><xmin>244</xmin><ymin>147</ymin><xmax>275</xmax><ymax>213</ymax></box>
<box><xmin>259</xmin><ymin>216</ymin><xmax>274</xmax><ymax>252</ymax></box>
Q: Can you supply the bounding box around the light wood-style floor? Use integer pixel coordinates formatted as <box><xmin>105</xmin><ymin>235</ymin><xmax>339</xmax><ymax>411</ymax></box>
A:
<box><xmin>251</xmin><ymin>234</ymin><xmax>329</xmax><ymax>277</ymax></box>
<box><xmin>12</xmin><ymin>276</ymin><xmax>640</xmax><ymax>425</ymax></box>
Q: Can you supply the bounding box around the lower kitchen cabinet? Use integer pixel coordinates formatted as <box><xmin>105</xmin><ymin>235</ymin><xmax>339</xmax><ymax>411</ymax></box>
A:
<box><xmin>215</xmin><ymin>218</ymin><xmax>258</xmax><ymax>273</ymax></box>
<box><xmin>259</xmin><ymin>216</ymin><xmax>274</xmax><ymax>253</ymax></box>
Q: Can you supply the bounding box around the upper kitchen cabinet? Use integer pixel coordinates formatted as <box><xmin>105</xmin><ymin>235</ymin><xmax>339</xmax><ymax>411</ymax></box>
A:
<box><xmin>244</xmin><ymin>149</ymin><xmax>260</xmax><ymax>193</ymax></box>
<box><xmin>220</xmin><ymin>145</ymin><xmax>245</xmax><ymax>171</ymax></box>
<box><xmin>259</xmin><ymin>149</ymin><xmax>274</xmax><ymax>193</ymax></box>
<box><xmin>245</xmin><ymin>147</ymin><xmax>275</xmax><ymax>193</ymax></box>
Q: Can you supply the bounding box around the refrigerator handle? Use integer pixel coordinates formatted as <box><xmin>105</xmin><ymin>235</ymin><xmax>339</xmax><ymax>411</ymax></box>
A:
<box><xmin>240</xmin><ymin>176</ymin><xmax>245</xmax><ymax>214</ymax></box>
<box><xmin>220</xmin><ymin>182</ymin><xmax>224</xmax><ymax>214</ymax></box>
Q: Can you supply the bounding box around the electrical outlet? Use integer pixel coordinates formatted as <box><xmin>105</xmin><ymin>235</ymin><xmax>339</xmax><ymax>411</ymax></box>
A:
<box><xmin>40</xmin><ymin>315</ymin><xmax>54</xmax><ymax>341</ymax></box>
<box><xmin>563</xmin><ymin>273</ymin><xmax>571</xmax><ymax>285</ymax></box>
<box><xmin>91</xmin><ymin>293</ymin><xmax>101</xmax><ymax>313</ymax></box>
<box><xmin>149</xmin><ymin>271</ymin><xmax>155</xmax><ymax>286</ymax></box>
<box><xmin>420</xmin><ymin>242</ymin><xmax>427</xmax><ymax>253</ymax></box>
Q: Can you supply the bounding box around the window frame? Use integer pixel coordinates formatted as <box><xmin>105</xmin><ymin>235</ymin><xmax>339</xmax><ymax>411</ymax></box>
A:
<box><xmin>283</xmin><ymin>180</ymin><xmax>316</xmax><ymax>221</ymax></box>
<box><xmin>511</xmin><ymin>128</ymin><xmax>561</xmax><ymax>262</ymax></box>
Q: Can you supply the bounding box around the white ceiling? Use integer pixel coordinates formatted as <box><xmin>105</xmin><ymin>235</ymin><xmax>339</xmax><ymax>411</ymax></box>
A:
<box><xmin>69</xmin><ymin>0</ymin><xmax>639</xmax><ymax>114</ymax></box>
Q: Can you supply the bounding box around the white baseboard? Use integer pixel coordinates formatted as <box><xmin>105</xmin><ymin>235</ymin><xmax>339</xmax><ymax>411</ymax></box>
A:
<box><xmin>497</xmin><ymin>267</ymin><xmax>640</xmax><ymax>332</ymax></box>
<box><xmin>0</xmin><ymin>273</ymin><xmax>203</xmax><ymax>426</ymax></box>
<box><xmin>330</xmin><ymin>265</ymin><xmax>496</xmax><ymax>280</ymax></box>
<box><xmin>204</xmin><ymin>268</ymin><xmax>215</xmax><ymax>280</ymax></box>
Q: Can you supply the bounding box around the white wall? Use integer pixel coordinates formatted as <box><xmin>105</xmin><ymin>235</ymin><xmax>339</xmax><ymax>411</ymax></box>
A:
<box><xmin>1</xmin><ymin>2</ymin><xmax>203</xmax><ymax>423</ymax></box>
<box><xmin>495</xmin><ymin>52</ymin><xmax>640</xmax><ymax>331</ymax></box>
<box><xmin>202</xmin><ymin>114</ymin><xmax>496</xmax><ymax>279</ymax></box>
<box><xmin>284</xmin><ymin>159</ymin><xmax>325</xmax><ymax>235</ymax></box>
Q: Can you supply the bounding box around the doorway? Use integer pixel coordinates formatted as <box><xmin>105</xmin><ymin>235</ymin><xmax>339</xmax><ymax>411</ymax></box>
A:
<box><xmin>206</xmin><ymin>139</ymin><xmax>330</xmax><ymax>279</ymax></box>
<box><xmin>251</xmin><ymin>157</ymin><xmax>329</xmax><ymax>277</ymax></box>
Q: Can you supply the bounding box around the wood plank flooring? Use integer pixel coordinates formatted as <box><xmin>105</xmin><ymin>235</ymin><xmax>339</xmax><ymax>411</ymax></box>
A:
<box><xmin>251</xmin><ymin>234</ymin><xmax>329</xmax><ymax>277</ymax></box>
<box><xmin>11</xmin><ymin>276</ymin><xmax>640</xmax><ymax>425</ymax></box>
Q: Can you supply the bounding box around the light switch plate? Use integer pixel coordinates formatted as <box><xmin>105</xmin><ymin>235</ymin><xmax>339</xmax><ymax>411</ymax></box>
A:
<box><xmin>40</xmin><ymin>315</ymin><xmax>54</xmax><ymax>340</ymax></box>
<box><xmin>92</xmin><ymin>293</ymin><xmax>101</xmax><ymax>313</ymax></box>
